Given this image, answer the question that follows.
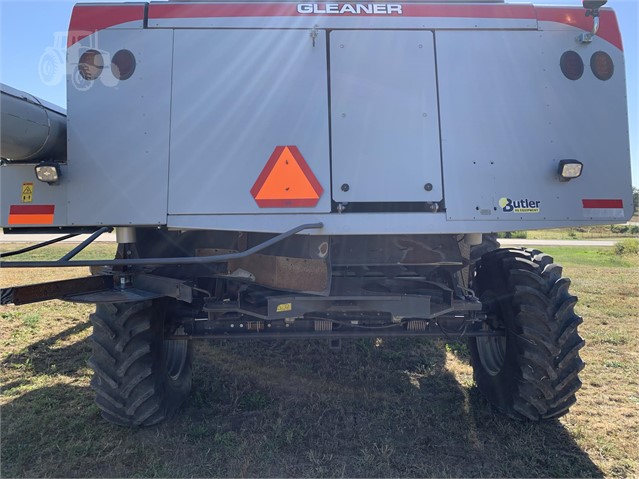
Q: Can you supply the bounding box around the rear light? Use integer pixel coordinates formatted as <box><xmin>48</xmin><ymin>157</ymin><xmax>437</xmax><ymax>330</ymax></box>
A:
<box><xmin>111</xmin><ymin>50</ymin><xmax>136</xmax><ymax>80</ymax></box>
<box><xmin>560</xmin><ymin>51</ymin><xmax>584</xmax><ymax>80</ymax></box>
<box><xmin>590</xmin><ymin>51</ymin><xmax>614</xmax><ymax>80</ymax></box>
<box><xmin>558</xmin><ymin>159</ymin><xmax>583</xmax><ymax>181</ymax></box>
<box><xmin>78</xmin><ymin>50</ymin><xmax>103</xmax><ymax>81</ymax></box>
<box><xmin>35</xmin><ymin>162</ymin><xmax>61</xmax><ymax>184</ymax></box>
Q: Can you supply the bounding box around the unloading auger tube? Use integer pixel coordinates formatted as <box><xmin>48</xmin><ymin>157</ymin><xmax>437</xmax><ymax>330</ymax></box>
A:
<box><xmin>0</xmin><ymin>84</ymin><xmax>66</xmax><ymax>163</ymax></box>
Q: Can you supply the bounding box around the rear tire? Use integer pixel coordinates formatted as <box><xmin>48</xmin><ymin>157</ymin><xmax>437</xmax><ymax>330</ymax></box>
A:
<box><xmin>88</xmin><ymin>299</ymin><xmax>192</xmax><ymax>426</ymax></box>
<box><xmin>470</xmin><ymin>233</ymin><xmax>499</xmax><ymax>263</ymax></box>
<box><xmin>469</xmin><ymin>248</ymin><xmax>585</xmax><ymax>420</ymax></box>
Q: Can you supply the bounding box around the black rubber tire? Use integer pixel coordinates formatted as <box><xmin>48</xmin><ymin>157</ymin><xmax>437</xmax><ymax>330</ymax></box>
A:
<box><xmin>470</xmin><ymin>233</ymin><xmax>500</xmax><ymax>263</ymax></box>
<box><xmin>88</xmin><ymin>299</ymin><xmax>192</xmax><ymax>426</ymax></box>
<box><xmin>469</xmin><ymin>248</ymin><xmax>585</xmax><ymax>421</ymax></box>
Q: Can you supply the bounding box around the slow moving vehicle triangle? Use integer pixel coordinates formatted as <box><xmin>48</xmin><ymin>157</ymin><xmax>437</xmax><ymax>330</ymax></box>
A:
<box><xmin>251</xmin><ymin>145</ymin><xmax>323</xmax><ymax>207</ymax></box>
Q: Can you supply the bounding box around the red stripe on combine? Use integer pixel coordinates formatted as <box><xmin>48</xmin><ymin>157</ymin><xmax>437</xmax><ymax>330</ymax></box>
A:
<box><xmin>148</xmin><ymin>2</ymin><xmax>534</xmax><ymax>19</ymax></box>
<box><xmin>9</xmin><ymin>205</ymin><xmax>55</xmax><ymax>215</ymax></box>
<box><xmin>536</xmin><ymin>7</ymin><xmax>622</xmax><ymax>51</ymax></box>
<box><xmin>402</xmin><ymin>3</ymin><xmax>534</xmax><ymax>19</ymax></box>
<box><xmin>582</xmin><ymin>199</ymin><xmax>623</xmax><ymax>209</ymax></box>
<box><xmin>68</xmin><ymin>4</ymin><xmax>146</xmax><ymax>47</ymax></box>
<box><xmin>150</xmin><ymin>3</ymin><xmax>294</xmax><ymax>19</ymax></box>
<box><xmin>68</xmin><ymin>3</ymin><xmax>622</xmax><ymax>51</ymax></box>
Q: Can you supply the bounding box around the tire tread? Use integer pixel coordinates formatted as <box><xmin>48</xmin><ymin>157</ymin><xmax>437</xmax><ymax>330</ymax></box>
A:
<box><xmin>88</xmin><ymin>300</ymin><xmax>191</xmax><ymax>427</ymax></box>
<box><xmin>470</xmin><ymin>248</ymin><xmax>585</xmax><ymax>421</ymax></box>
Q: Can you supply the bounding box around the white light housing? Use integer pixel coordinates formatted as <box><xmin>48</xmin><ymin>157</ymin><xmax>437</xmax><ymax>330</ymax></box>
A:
<box><xmin>558</xmin><ymin>160</ymin><xmax>583</xmax><ymax>181</ymax></box>
<box><xmin>35</xmin><ymin>163</ymin><xmax>61</xmax><ymax>184</ymax></box>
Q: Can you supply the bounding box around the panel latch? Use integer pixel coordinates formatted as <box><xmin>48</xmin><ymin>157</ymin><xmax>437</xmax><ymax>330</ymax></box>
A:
<box><xmin>310</xmin><ymin>25</ymin><xmax>319</xmax><ymax>47</ymax></box>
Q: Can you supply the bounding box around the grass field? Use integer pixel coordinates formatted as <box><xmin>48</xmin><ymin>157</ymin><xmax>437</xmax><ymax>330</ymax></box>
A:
<box><xmin>1</xmin><ymin>243</ymin><xmax>637</xmax><ymax>478</ymax></box>
<box><xmin>504</xmin><ymin>224</ymin><xmax>639</xmax><ymax>241</ymax></box>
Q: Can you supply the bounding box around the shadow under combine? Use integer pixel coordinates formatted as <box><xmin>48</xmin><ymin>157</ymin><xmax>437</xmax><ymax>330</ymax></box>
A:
<box><xmin>1</xmin><ymin>332</ymin><xmax>603</xmax><ymax>478</ymax></box>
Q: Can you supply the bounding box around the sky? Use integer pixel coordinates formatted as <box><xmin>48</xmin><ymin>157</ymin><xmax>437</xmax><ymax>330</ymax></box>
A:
<box><xmin>0</xmin><ymin>0</ymin><xmax>637</xmax><ymax>186</ymax></box>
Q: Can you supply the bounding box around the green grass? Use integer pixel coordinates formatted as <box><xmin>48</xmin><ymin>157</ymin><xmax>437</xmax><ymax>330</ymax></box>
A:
<box><xmin>1</xmin><ymin>242</ymin><xmax>116</xmax><ymax>262</ymax></box>
<box><xmin>1</xmin><ymin>243</ymin><xmax>637</xmax><ymax>478</ymax></box>
<box><xmin>534</xmin><ymin>246</ymin><xmax>636</xmax><ymax>268</ymax></box>
<box><xmin>523</xmin><ymin>224</ymin><xmax>639</xmax><ymax>240</ymax></box>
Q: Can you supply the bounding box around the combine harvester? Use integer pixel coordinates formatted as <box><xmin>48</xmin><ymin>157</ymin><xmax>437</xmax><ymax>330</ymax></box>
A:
<box><xmin>0</xmin><ymin>0</ymin><xmax>633</xmax><ymax>426</ymax></box>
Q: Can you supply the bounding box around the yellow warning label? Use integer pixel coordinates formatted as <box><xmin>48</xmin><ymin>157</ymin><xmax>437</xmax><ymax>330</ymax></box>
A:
<box><xmin>276</xmin><ymin>303</ymin><xmax>293</xmax><ymax>313</ymax></box>
<box><xmin>21</xmin><ymin>183</ymin><xmax>33</xmax><ymax>203</ymax></box>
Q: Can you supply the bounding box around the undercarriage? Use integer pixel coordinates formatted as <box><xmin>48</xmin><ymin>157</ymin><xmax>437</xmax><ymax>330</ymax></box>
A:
<box><xmin>1</xmin><ymin>228</ymin><xmax>487</xmax><ymax>341</ymax></box>
<box><xmin>0</xmin><ymin>227</ymin><xmax>584</xmax><ymax>425</ymax></box>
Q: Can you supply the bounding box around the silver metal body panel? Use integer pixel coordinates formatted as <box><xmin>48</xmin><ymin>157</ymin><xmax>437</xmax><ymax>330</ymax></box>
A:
<box><xmin>0</xmin><ymin>3</ymin><xmax>633</xmax><ymax>234</ymax></box>
<box><xmin>65</xmin><ymin>29</ymin><xmax>173</xmax><ymax>226</ymax></box>
<box><xmin>329</xmin><ymin>30</ymin><xmax>441</xmax><ymax>203</ymax></box>
<box><xmin>437</xmin><ymin>29</ymin><xmax>632</xmax><ymax>223</ymax></box>
<box><xmin>0</xmin><ymin>164</ymin><xmax>69</xmax><ymax>227</ymax></box>
<box><xmin>166</xmin><ymin>211</ymin><xmax>632</xmax><ymax>235</ymax></box>
<box><xmin>168</xmin><ymin>29</ymin><xmax>330</xmax><ymax>214</ymax></box>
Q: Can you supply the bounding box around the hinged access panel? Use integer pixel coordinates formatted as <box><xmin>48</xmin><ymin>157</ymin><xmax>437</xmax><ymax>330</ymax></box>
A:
<box><xmin>168</xmin><ymin>29</ymin><xmax>331</xmax><ymax>215</ymax></box>
<box><xmin>330</xmin><ymin>30</ymin><xmax>442</xmax><ymax>203</ymax></box>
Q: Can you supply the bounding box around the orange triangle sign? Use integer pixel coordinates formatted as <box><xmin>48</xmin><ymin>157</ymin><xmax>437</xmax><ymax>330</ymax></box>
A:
<box><xmin>251</xmin><ymin>146</ymin><xmax>323</xmax><ymax>208</ymax></box>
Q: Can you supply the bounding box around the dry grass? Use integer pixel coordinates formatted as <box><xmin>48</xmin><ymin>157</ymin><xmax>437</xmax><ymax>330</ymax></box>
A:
<box><xmin>1</xmin><ymin>243</ymin><xmax>637</xmax><ymax>478</ymax></box>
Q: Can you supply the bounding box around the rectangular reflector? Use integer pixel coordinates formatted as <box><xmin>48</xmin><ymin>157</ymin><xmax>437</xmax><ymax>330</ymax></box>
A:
<box><xmin>8</xmin><ymin>205</ymin><xmax>55</xmax><ymax>225</ymax></box>
<box><xmin>581</xmin><ymin>199</ymin><xmax>624</xmax><ymax>219</ymax></box>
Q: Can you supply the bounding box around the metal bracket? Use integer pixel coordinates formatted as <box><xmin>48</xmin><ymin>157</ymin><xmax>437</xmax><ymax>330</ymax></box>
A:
<box><xmin>1</xmin><ymin>275</ymin><xmax>113</xmax><ymax>305</ymax></box>
<box><xmin>577</xmin><ymin>8</ymin><xmax>600</xmax><ymax>44</ymax></box>
<box><xmin>58</xmin><ymin>226</ymin><xmax>113</xmax><ymax>261</ymax></box>
<box><xmin>132</xmin><ymin>274</ymin><xmax>194</xmax><ymax>303</ymax></box>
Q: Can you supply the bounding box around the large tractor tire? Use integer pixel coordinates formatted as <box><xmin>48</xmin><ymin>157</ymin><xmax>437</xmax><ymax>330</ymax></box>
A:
<box><xmin>88</xmin><ymin>299</ymin><xmax>192</xmax><ymax>426</ymax></box>
<box><xmin>470</xmin><ymin>233</ymin><xmax>499</xmax><ymax>263</ymax></box>
<box><xmin>469</xmin><ymin>248</ymin><xmax>585</xmax><ymax>421</ymax></box>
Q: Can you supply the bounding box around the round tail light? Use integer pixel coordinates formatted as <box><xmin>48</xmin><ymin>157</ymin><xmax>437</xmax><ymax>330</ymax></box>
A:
<box><xmin>590</xmin><ymin>51</ymin><xmax>614</xmax><ymax>81</ymax></box>
<box><xmin>560</xmin><ymin>51</ymin><xmax>584</xmax><ymax>81</ymax></box>
<box><xmin>78</xmin><ymin>50</ymin><xmax>104</xmax><ymax>81</ymax></box>
<box><xmin>111</xmin><ymin>50</ymin><xmax>136</xmax><ymax>80</ymax></box>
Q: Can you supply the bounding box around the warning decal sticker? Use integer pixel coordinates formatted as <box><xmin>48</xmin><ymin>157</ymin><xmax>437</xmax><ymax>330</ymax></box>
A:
<box><xmin>21</xmin><ymin>183</ymin><xmax>33</xmax><ymax>203</ymax></box>
<box><xmin>276</xmin><ymin>302</ymin><xmax>293</xmax><ymax>313</ymax></box>
<box><xmin>251</xmin><ymin>146</ymin><xmax>323</xmax><ymax>208</ymax></box>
